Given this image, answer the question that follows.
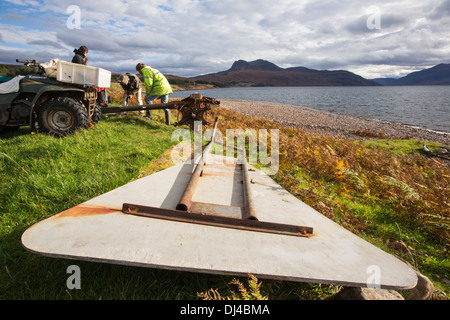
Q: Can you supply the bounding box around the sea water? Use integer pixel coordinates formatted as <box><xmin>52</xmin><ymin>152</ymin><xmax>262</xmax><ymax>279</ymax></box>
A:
<box><xmin>171</xmin><ymin>86</ymin><xmax>450</xmax><ymax>134</ymax></box>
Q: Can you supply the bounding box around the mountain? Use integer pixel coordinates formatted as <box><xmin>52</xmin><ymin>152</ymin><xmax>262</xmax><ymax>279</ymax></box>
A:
<box><xmin>228</xmin><ymin>59</ymin><xmax>282</xmax><ymax>72</ymax></box>
<box><xmin>370</xmin><ymin>78</ymin><xmax>398</xmax><ymax>86</ymax></box>
<box><xmin>372</xmin><ymin>64</ymin><xmax>450</xmax><ymax>86</ymax></box>
<box><xmin>191</xmin><ymin>59</ymin><xmax>380</xmax><ymax>87</ymax></box>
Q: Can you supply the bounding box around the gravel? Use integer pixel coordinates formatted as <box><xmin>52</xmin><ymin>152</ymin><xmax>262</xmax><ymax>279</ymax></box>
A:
<box><xmin>220</xmin><ymin>99</ymin><xmax>450</xmax><ymax>144</ymax></box>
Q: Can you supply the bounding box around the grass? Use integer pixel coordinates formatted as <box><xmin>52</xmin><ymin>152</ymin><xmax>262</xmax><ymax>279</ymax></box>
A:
<box><xmin>1</xmin><ymin>99</ymin><xmax>449</xmax><ymax>300</ymax></box>
<box><xmin>360</xmin><ymin>139</ymin><xmax>442</xmax><ymax>157</ymax></box>
<box><xmin>0</xmin><ymin>116</ymin><xmax>185</xmax><ymax>299</ymax></box>
<box><xmin>214</xmin><ymin>108</ymin><xmax>449</xmax><ymax>299</ymax></box>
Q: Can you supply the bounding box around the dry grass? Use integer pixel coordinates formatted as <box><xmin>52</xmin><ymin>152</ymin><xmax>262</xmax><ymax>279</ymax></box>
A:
<box><xmin>107</xmin><ymin>84</ymin><xmax>449</xmax><ymax>298</ymax></box>
<box><xmin>214</xmin><ymin>107</ymin><xmax>449</xmax><ymax>244</ymax></box>
<box><xmin>209</xmin><ymin>106</ymin><xmax>449</xmax><ymax>299</ymax></box>
<box><xmin>197</xmin><ymin>275</ymin><xmax>268</xmax><ymax>300</ymax></box>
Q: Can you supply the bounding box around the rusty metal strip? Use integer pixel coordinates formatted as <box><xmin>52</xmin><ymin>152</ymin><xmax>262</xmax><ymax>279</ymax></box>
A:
<box><xmin>242</xmin><ymin>153</ymin><xmax>258</xmax><ymax>221</ymax></box>
<box><xmin>122</xmin><ymin>203</ymin><xmax>313</xmax><ymax>238</ymax></box>
<box><xmin>84</xmin><ymin>87</ymin><xmax>98</xmax><ymax>126</ymax></box>
<box><xmin>176</xmin><ymin>117</ymin><xmax>219</xmax><ymax>212</ymax></box>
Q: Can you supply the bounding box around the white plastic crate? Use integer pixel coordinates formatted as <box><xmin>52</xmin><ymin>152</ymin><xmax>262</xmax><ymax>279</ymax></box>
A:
<box><xmin>56</xmin><ymin>61</ymin><xmax>111</xmax><ymax>88</ymax></box>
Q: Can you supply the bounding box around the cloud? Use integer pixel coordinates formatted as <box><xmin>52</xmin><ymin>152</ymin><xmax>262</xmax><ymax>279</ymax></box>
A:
<box><xmin>4</xmin><ymin>0</ymin><xmax>41</xmax><ymax>6</ymax></box>
<box><xmin>431</xmin><ymin>0</ymin><xmax>450</xmax><ymax>19</ymax></box>
<box><xmin>3</xmin><ymin>14</ymin><xmax>27</xmax><ymax>21</ymax></box>
<box><xmin>0</xmin><ymin>0</ymin><xmax>449</xmax><ymax>78</ymax></box>
<box><xmin>344</xmin><ymin>13</ymin><xmax>408</xmax><ymax>35</ymax></box>
<box><xmin>0</xmin><ymin>48</ymin><xmax>62</xmax><ymax>64</ymax></box>
<box><xmin>28</xmin><ymin>39</ymin><xmax>65</xmax><ymax>49</ymax></box>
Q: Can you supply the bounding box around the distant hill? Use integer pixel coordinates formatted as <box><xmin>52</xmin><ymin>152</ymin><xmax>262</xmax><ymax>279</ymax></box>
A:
<box><xmin>370</xmin><ymin>78</ymin><xmax>399</xmax><ymax>86</ymax></box>
<box><xmin>0</xmin><ymin>63</ymin><xmax>40</xmax><ymax>77</ymax></box>
<box><xmin>228</xmin><ymin>59</ymin><xmax>282</xmax><ymax>72</ymax></box>
<box><xmin>372</xmin><ymin>64</ymin><xmax>450</xmax><ymax>85</ymax></box>
<box><xmin>191</xmin><ymin>59</ymin><xmax>381</xmax><ymax>87</ymax></box>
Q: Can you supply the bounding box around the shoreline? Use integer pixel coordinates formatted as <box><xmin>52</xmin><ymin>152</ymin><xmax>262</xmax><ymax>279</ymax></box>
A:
<box><xmin>220</xmin><ymin>99</ymin><xmax>450</xmax><ymax>145</ymax></box>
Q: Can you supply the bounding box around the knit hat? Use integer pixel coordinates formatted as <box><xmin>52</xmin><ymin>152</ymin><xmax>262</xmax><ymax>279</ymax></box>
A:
<box><xmin>118</xmin><ymin>74</ymin><xmax>129</xmax><ymax>85</ymax></box>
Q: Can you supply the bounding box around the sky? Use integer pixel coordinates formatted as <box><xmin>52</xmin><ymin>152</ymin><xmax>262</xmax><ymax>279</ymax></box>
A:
<box><xmin>0</xmin><ymin>0</ymin><xmax>449</xmax><ymax>79</ymax></box>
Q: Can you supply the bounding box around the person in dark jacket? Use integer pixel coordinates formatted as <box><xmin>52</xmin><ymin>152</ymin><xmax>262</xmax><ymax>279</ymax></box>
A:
<box><xmin>72</xmin><ymin>46</ymin><xmax>88</xmax><ymax>65</ymax></box>
<box><xmin>71</xmin><ymin>46</ymin><xmax>109</xmax><ymax>108</ymax></box>
<box><xmin>118</xmin><ymin>73</ymin><xmax>143</xmax><ymax>113</ymax></box>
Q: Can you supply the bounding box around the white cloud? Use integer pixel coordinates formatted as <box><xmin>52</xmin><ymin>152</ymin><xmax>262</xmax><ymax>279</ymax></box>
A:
<box><xmin>4</xmin><ymin>0</ymin><xmax>41</xmax><ymax>6</ymax></box>
<box><xmin>0</xmin><ymin>0</ymin><xmax>449</xmax><ymax>78</ymax></box>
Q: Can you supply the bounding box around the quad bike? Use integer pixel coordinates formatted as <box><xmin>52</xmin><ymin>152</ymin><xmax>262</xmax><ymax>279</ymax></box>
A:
<box><xmin>1</xmin><ymin>59</ymin><xmax>219</xmax><ymax>136</ymax></box>
<box><xmin>0</xmin><ymin>59</ymin><xmax>101</xmax><ymax>136</ymax></box>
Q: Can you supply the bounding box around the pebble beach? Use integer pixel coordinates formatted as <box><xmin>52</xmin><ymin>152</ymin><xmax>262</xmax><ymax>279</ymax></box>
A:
<box><xmin>220</xmin><ymin>99</ymin><xmax>450</xmax><ymax>145</ymax></box>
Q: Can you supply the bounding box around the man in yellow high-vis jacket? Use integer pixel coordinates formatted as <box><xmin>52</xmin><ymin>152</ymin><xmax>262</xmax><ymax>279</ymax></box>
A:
<box><xmin>136</xmin><ymin>63</ymin><xmax>173</xmax><ymax>124</ymax></box>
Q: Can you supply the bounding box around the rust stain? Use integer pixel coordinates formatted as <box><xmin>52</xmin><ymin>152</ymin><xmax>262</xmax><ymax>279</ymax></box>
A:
<box><xmin>201</xmin><ymin>171</ymin><xmax>229</xmax><ymax>177</ymax></box>
<box><xmin>201</xmin><ymin>165</ymin><xmax>239</xmax><ymax>177</ymax></box>
<box><xmin>250</xmin><ymin>179</ymin><xmax>271</xmax><ymax>186</ymax></box>
<box><xmin>205</xmin><ymin>162</ymin><xmax>238</xmax><ymax>167</ymax></box>
<box><xmin>53</xmin><ymin>204</ymin><xmax>119</xmax><ymax>219</ymax></box>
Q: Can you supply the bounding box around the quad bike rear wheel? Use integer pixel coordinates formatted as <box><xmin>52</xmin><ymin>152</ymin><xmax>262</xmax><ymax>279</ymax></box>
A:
<box><xmin>38</xmin><ymin>97</ymin><xmax>89</xmax><ymax>136</ymax></box>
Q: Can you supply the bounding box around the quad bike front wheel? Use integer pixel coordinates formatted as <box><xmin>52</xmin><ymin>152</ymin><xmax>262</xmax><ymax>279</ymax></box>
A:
<box><xmin>38</xmin><ymin>97</ymin><xmax>89</xmax><ymax>136</ymax></box>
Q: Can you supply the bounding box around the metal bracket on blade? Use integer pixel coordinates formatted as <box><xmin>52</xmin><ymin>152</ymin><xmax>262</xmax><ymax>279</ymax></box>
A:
<box><xmin>122</xmin><ymin>203</ymin><xmax>313</xmax><ymax>238</ymax></box>
<box><xmin>121</xmin><ymin>117</ymin><xmax>313</xmax><ymax>238</ymax></box>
